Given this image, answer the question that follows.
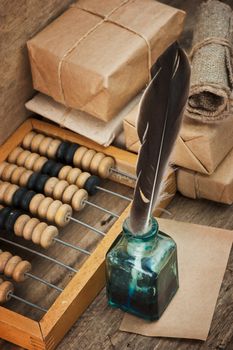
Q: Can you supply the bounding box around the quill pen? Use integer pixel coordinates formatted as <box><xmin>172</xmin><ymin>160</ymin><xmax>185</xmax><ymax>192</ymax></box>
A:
<box><xmin>129</xmin><ymin>42</ymin><xmax>190</xmax><ymax>235</ymax></box>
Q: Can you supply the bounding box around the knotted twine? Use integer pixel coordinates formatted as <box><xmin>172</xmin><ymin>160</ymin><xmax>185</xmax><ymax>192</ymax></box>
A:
<box><xmin>58</xmin><ymin>0</ymin><xmax>152</xmax><ymax>123</ymax></box>
<box><xmin>186</xmin><ymin>0</ymin><xmax>233</xmax><ymax>123</ymax></box>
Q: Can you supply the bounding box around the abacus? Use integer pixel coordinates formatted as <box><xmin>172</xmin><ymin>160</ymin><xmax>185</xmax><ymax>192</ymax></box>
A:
<box><xmin>0</xmin><ymin>118</ymin><xmax>176</xmax><ymax>350</ymax></box>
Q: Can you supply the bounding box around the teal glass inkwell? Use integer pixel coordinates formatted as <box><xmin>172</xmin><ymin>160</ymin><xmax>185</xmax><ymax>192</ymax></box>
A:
<box><xmin>106</xmin><ymin>216</ymin><xmax>179</xmax><ymax>320</ymax></box>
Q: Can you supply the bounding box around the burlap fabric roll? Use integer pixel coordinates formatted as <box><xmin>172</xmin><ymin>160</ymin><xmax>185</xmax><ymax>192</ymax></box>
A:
<box><xmin>186</xmin><ymin>0</ymin><xmax>233</xmax><ymax>122</ymax></box>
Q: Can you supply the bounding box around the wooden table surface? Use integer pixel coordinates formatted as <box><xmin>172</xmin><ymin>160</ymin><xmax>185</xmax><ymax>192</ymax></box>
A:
<box><xmin>1</xmin><ymin>193</ymin><xmax>233</xmax><ymax>350</ymax></box>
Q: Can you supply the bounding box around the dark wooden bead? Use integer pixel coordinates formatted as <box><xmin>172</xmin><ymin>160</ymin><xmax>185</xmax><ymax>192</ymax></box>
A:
<box><xmin>64</xmin><ymin>143</ymin><xmax>79</xmax><ymax>164</ymax></box>
<box><xmin>27</xmin><ymin>172</ymin><xmax>40</xmax><ymax>190</ymax></box>
<box><xmin>41</xmin><ymin>159</ymin><xmax>64</xmax><ymax>177</ymax></box>
<box><xmin>49</xmin><ymin>162</ymin><xmax>64</xmax><ymax>177</ymax></box>
<box><xmin>0</xmin><ymin>207</ymin><xmax>12</xmax><ymax>229</ymax></box>
<box><xmin>41</xmin><ymin>160</ymin><xmax>56</xmax><ymax>175</ymax></box>
<box><xmin>20</xmin><ymin>190</ymin><xmax>37</xmax><ymax>211</ymax></box>
<box><xmin>13</xmin><ymin>188</ymin><xmax>28</xmax><ymax>208</ymax></box>
<box><xmin>56</xmin><ymin>142</ymin><xmax>71</xmax><ymax>163</ymax></box>
<box><xmin>34</xmin><ymin>173</ymin><xmax>50</xmax><ymax>193</ymax></box>
<box><xmin>4</xmin><ymin>209</ymin><xmax>22</xmax><ymax>232</ymax></box>
<box><xmin>84</xmin><ymin>175</ymin><xmax>101</xmax><ymax>195</ymax></box>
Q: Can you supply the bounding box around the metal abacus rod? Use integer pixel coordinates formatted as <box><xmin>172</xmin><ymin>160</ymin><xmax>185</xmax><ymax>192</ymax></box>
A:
<box><xmin>109</xmin><ymin>167</ymin><xmax>137</xmax><ymax>181</ymax></box>
<box><xmin>0</xmin><ymin>182</ymin><xmax>118</xmax><ymax>239</ymax></box>
<box><xmin>0</xmin><ymin>161</ymin><xmax>121</xmax><ymax>217</ymax></box>
<box><xmin>0</xmin><ymin>237</ymin><xmax>77</xmax><ymax>273</ymax></box>
<box><xmin>25</xmin><ymin>272</ymin><xmax>63</xmax><ymax>292</ymax></box>
<box><xmin>21</xmin><ymin>131</ymin><xmax>136</xmax><ymax>182</ymax></box>
<box><xmin>9</xmin><ymin>293</ymin><xmax>48</xmax><ymax>313</ymax></box>
<box><xmin>95</xmin><ymin>185</ymin><xmax>131</xmax><ymax>202</ymax></box>
<box><xmin>54</xmin><ymin>237</ymin><xmax>91</xmax><ymax>255</ymax></box>
<box><xmin>6</xmin><ymin>149</ymin><xmax>133</xmax><ymax>203</ymax></box>
<box><xmin>0</xmin><ymin>249</ymin><xmax>63</xmax><ymax>292</ymax></box>
<box><xmin>0</xmin><ymin>204</ymin><xmax>92</xmax><ymax>255</ymax></box>
<box><xmin>0</xmin><ymin>278</ymin><xmax>47</xmax><ymax>312</ymax></box>
<box><xmin>69</xmin><ymin>216</ymin><xmax>106</xmax><ymax>237</ymax></box>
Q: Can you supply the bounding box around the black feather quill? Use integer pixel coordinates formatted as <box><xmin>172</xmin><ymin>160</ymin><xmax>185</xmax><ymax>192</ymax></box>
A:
<box><xmin>129</xmin><ymin>42</ymin><xmax>190</xmax><ymax>234</ymax></box>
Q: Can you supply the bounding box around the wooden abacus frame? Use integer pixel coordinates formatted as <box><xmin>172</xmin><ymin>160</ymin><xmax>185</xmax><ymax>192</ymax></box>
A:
<box><xmin>0</xmin><ymin>118</ymin><xmax>176</xmax><ymax>350</ymax></box>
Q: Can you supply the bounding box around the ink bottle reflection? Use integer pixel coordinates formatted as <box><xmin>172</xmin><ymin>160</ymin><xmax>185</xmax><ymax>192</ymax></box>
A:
<box><xmin>106</xmin><ymin>217</ymin><xmax>179</xmax><ymax>320</ymax></box>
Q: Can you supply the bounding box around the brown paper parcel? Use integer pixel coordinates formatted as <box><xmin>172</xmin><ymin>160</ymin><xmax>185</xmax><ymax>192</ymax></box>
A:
<box><xmin>177</xmin><ymin>147</ymin><xmax>233</xmax><ymax>204</ymax></box>
<box><xmin>123</xmin><ymin>102</ymin><xmax>233</xmax><ymax>174</ymax></box>
<box><xmin>25</xmin><ymin>93</ymin><xmax>141</xmax><ymax>146</ymax></box>
<box><xmin>120</xmin><ymin>218</ymin><xmax>233</xmax><ymax>340</ymax></box>
<box><xmin>27</xmin><ymin>0</ymin><xmax>185</xmax><ymax>122</ymax></box>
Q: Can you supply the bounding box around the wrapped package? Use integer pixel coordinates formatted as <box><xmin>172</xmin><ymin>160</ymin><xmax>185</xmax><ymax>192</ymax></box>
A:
<box><xmin>123</xmin><ymin>98</ymin><xmax>233</xmax><ymax>174</ymax></box>
<box><xmin>27</xmin><ymin>0</ymin><xmax>185</xmax><ymax>122</ymax></box>
<box><xmin>186</xmin><ymin>0</ymin><xmax>233</xmax><ymax>122</ymax></box>
<box><xmin>177</xmin><ymin>148</ymin><xmax>233</xmax><ymax>205</ymax></box>
<box><xmin>26</xmin><ymin>93</ymin><xmax>141</xmax><ymax>146</ymax></box>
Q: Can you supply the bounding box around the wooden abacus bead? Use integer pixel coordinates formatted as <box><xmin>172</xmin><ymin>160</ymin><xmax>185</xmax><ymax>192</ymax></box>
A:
<box><xmin>98</xmin><ymin>156</ymin><xmax>115</xmax><ymax>178</ymax></box>
<box><xmin>54</xmin><ymin>204</ymin><xmax>72</xmax><ymax>227</ymax></box>
<box><xmin>64</xmin><ymin>144</ymin><xmax>79</xmax><ymax>164</ymax></box>
<box><xmin>47</xmin><ymin>139</ymin><xmax>62</xmax><ymax>159</ymax></box>
<box><xmin>40</xmin><ymin>225</ymin><xmax>58</xmax><ymax>249</ymax></box>
<box><xmin>12</xmin><ymin>187</ymin><xmax>28</xmax><ymax>207</ymax></box>
<box><xmin>4</xmin><ymin>255</ymin><xmax>22</xmax><ymax>277</ymax></box>
<box><xmin>8</xmin><ymin>147</ymin><xmax>24</xmax><ymax>164</ymax></box>
<box><xmin>58</xmin><ymin>165</ymin><xmax>72</xmax><ymax>180</ymax></box>
<box><xmin>0</xmin><ymin>279</ymin><xmax>14</xmax><ymax>303</ymax></box>
<box><xmin>81</xmin><ymin>149</ymin><xmax>96</xmax><ymax>171</ymax></box>
<box><xmin>76</xmin><ymin>172</ymin><xmax>90</xmax><ymax>188</ymax></box>
<box><xmin>46</xmin><ymin>200</ymin><xmax>62</xmax><ymax>222</ymax></box>
<box><xmin>66</xmin><ymin>168</ymin><xmax>81</xmax><ymax>184</ymax></box>
<box><xmin>83</xmin><ymin>175</ymin><xmax>100</xmax><ymax>195</ymax></box>
<box><xmin>32</xmin><ymin>222</ymin><xmax>47</xmax><ymax>245</ymax></box>
<box><xmin>1</xmin><ymin>164</ymin><xmax>17</xmax><ymax>181</ymax></box>
<box><xmin>11</xmin><ymin>167</ymin><xmax>26</xmax><ymax>184</ymax></box>
<box><xmin>53</xmin><ymin>180</ymin><xmax>69</xmax><ymax>200</ymax></box>
<box><xmin>20</xmin><ymin>190</ymin><xmax>37</xmax><ymax>212</ymax></box>
<box><xmin>90</xmin><ymin>152</ymin><xmax>105</xmax><ymax>174</ymax></box>
<box><xmin>4</xmin><ymin>184</ymin><xmax>19</xmax><ymax>205</ymax></box>
<box><xmin>33</xmin><ymin>156</ymin><xmax>48</xmax><ymax>172</ymax></box>
<box><xmin>0</xmin><ymin>162</ymin><xmax>8</xmax><ymax>177</ymax></box>
<box><xmin>17</xmin><ymin>150</ymin><xmax>31</xmax><ymax>167</ymax></box>
<box><xmin>73</xmin><ymin>146</ymin><xmax>88</xmax><ymax>167</ymax></box>
<box><xmin>24</xmin><ymin>153</ymin><xmax>40</xmax><ymax>170</ymax></box>
<box><xmin>30</xmin><ymin>173</ymin><xmax>49</xmax><ymax>193</ymax></box>
<box><xmin>29</xmin><ymin>193</ymin><xmax>45</xmax><ymax>216</ymax></box>
<box><xmin>30</xmin><ymin>133</ymin><xmax>45</xmax><ymax>152</ymax></box>
<box><xmin>38</xmin><ymin>136</ymin><xmax>53</xmax><ymax>156</ymax></box>
<box><xmin>0</xmin><ymin>207</ymin><xmax>12</xmax><ymax>229</ymax></box>
<box><xmin>22</xmin><ymin>131</ymin><xmax>36</xmax><ymax>149</ymax></box>
<box><xmin>19</xmin><ymin>170</ymin><xmax>33</xmax><ymax>187</ymax></box>
<box><xmin>44</xmin><ymin>177</ymin><xmax>59</xmax><ymax>197</ymax></box>
<box><xmin>56</xmin><ymin>141</ymin><xmax>71</xmax><ymax>162</ymax></box>
<box><xmin>37</xmin><ymin>197</ymin><xmax>54</xmax><ymax>218</ymax></box>
<box><xmin>62</xmin><ymin>184</ymin><xmax>78</xmax><ymax>204</ymax></box>
<box><xmin>12</xmin><ymin>260</ymin><xmax>32</xmax><ymax>282</ymax></box>
<box><xmin>0</xmin><ymin>252</ymin><xmax>12</xmax><ymax>273</ymax></box>
<box><xmin>14</xmin><ymin>214</ymin><xmax>31</xmax><ymax>237</ymax></box>
<box><xmin>71</xmin><ymin>189</ymin><xmax>88</xmax><ymax>211</ymax></box>
<box><xmin>0</xmin><ymin>182</ymin><xmax>11</xmax><ymax>201</ymax></box>
<box><xmin>4</xmin><ymin>209</ymin><xmax>22</xmax><ymax>232</ymax></box>
<box><xmin>23</xmin><ymin>218</ymin><xmax>40</xmax><ymax>240</ymax></box>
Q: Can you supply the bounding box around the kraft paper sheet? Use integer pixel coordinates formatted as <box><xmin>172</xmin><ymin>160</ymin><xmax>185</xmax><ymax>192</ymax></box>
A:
<box><xmin>26</xmin><ymin>93</ymin><xmax>141</xmax><ymax>147</ymax></box>
<box><xmin>120</xmin><ymin>218</ymin><xmax>233</xmax><ymax>340</ymax></box>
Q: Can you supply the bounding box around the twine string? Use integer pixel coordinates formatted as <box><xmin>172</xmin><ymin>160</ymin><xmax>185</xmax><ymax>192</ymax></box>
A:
<box><xmin>58</xmin><ymin>0</ymin><xmax>152</xmax><ymax>107</ymax></box>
